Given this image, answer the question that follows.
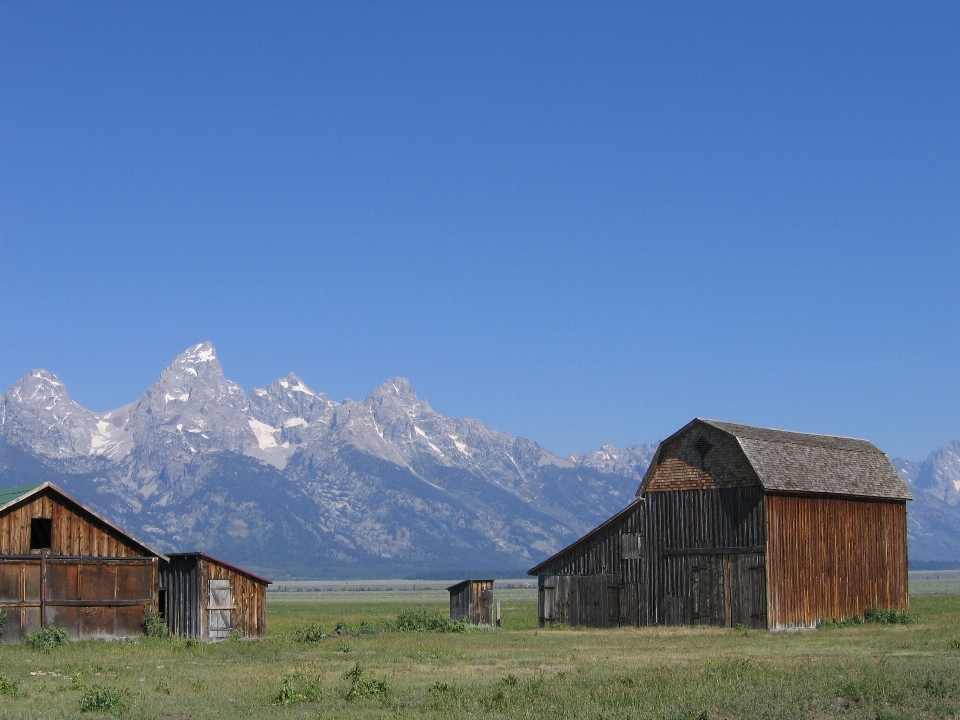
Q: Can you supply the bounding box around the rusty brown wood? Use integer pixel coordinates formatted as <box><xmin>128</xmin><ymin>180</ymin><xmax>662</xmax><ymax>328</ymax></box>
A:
<box><xmin>765</xmin><ymin>493</ymin><xmax>908</xmax><ymax>629</ymax></box>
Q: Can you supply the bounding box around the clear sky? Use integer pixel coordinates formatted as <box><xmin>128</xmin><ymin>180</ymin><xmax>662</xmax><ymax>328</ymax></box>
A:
<box><xmin>1</xmin><ymin>1</ymin><xmax>958</xmax><ymax>461</ymax></box>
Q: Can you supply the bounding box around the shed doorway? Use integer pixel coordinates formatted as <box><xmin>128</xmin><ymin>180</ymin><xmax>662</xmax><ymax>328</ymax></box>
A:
<box><xmin>208</xmin><ymin>579</ymin><xmax>234</xmax><ymax>639</ymax></box>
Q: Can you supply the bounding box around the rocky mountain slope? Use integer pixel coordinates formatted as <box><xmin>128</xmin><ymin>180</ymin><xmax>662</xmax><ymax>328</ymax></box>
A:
<box><xmin>894</xmin><ymin>442</ymin><xmax>960</xmax><ymax>565</ymax></box>
<box><xmin>0</xmin><ymin>343</ymin><xmax>656</xmax><ymax>579</ymax></box>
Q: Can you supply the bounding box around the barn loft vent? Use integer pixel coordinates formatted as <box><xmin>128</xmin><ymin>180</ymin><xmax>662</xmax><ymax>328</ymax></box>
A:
<box><xmin>694</xmin><ymin>436</ymin><xmax>713</xmax><ymax>462</ymax></box>
<box><xmin>30</xmin><ymin>518</ymin><xmax>52</xmax><ymax>550</ymax></box>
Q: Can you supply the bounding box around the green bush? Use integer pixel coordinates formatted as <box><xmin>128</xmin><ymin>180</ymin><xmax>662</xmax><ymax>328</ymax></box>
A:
<box><xmin>0</xmin><ymin>610</ymin><xmax>6</xmax><ymax>637</ymax></box>
<box><xmin>143</xmin><ymin>609</ymin><xmax>169</xmax><ymax>638</ymax></box>
<box><xmin>79</xmin><ymin>685</ymin><xmax>127</xmax><ymax>713</ymax></box>
<box><xmin>344</xmin><ymin>662</ymin><xmax>388</xmax><ymax>701</ymax></box>
<box><xmin>274</xmin><ymin>672</ymin><xmax>323</xmax><ymax>705</ymax></box>
<box><xmin>393</xmin><ymin>609</ymin><xmax>467</xmax><ymax>633</ymax></box>
<box><xmin>26</xmin><ymin>626</ymin><xmax>69</xmax><ymax>651</ymax></box>
<box><xmin>0</xmin><ymin>673</ymin><xmax>21</xmax><ymax>696</ymax></box>
<box><xmin>865</xmin><ymin>605</ymin><xmax>917</xmax><ymax>624</ymax></box>
<box><xmin>294</xmin><ymin>622</ymin><xmax>326</xmax><ymax>642</ymax></box>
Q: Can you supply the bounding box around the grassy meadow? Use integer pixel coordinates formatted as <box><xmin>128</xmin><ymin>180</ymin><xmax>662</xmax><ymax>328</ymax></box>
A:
<box><xmin>0</xmin><ymin>577</ymin><xmax>959</xmax><ymax>718</ymax></box>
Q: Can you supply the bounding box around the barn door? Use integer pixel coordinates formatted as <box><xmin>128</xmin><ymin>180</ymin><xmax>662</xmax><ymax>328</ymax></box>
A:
<box><xmin>690</xmin><ymin>556</ymin><xmax>725</xmax><ymax>626</ymax></box>
<box><xmin>208</xmin><ymin>579</ymin><xmax>233</xmax><ymax>639</ymax></box>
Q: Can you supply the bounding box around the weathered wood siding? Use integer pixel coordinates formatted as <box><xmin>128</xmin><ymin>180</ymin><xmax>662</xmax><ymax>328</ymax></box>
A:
<box><xmin>0</xmin><ymin>556</ymin><xmax>157</xmax><ymax>642</ymax></box>
<box><xmin>160</xmin><ymin>555</ymin><xmax>267</xmax><ymax>639</ymax></box>
<box><xmin>766</xmin><ymin>494</ymin><xmax>908</xmax><ymax>629</ymax></box>
<box><xmin>644</xmin><ymin>488</ymin><xmax>768</xmax><ymax>628</ymax></box>
<box><xmin>449</xmin><ymin>580</ymin><xmax>494</xmax><ymax>625</ymax></box>
<box><xmin>0</xmin><ymin>490</ymin><xmax>151</xmax><ymax>557</ymax></box>
<box><xmin>204</xmin><ymin>558</ymin><xmax>267</xmax><ymax>639</ymax></box>
<box><xmin>535</xmin><ymin>501</ymin><xmax>645</xmax><ymax>628</ymax></box>
<box><xmin>158</xmin><ymin>555</ymin><xmax>202</xmax><ymax>638</ymax></box>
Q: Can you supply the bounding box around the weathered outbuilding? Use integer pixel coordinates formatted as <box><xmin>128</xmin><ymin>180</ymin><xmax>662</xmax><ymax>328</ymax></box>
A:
<box><xmin>0</xmin><ymin>482</ymin><xmax>166</xmax><ymax>643</ymax></box>
<box><xmin>447</xmin><ymin>579</ymin><xmax>494</xmax><ymax>625</ymax></box>
<box><xmin>159</xmin><ymin>553</ymin><xmax>270</xmax><ymax>640</ymax></box>
<box><xmin>529</xmin><ymin>419</ymin><xmax>911</xmax><ymax>630</ymax></box>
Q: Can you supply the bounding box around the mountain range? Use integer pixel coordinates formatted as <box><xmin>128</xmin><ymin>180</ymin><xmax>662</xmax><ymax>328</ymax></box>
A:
<box><xmin>0</xmin><ymin>343</ymin><xmax>655</xmax><ymax>578</ymax></box>
<box><xmin>1</xmin><ymin>342</ymin><xmax>958</xmax><ymax>577</ymax></box>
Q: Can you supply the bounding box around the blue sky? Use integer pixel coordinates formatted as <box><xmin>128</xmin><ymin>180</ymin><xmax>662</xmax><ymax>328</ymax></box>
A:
<box><xmin>1</xmin><ymin>1</ymin><xmax>958</xmax><ymax>461</ymax></box>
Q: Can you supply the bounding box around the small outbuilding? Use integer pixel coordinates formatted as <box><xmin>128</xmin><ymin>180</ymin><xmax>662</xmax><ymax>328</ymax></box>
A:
<box><xmin>530</xmin><ymin>419</ymin><xmax>911</xmax><ymax>630</ymax></box>
<box><xmin>447</xmin><ymin>579</ymin><xmax>494</xmax><ymax>625</ymax></box>
<box><xmin>159</xmin><ymin>552</ymin><xmax>271</xmax><ymax>640</ymax></box>
<box><xmin>0</xmin><ymin>482</ymin><xmax>166</xmax><ymax>643</ymax></box>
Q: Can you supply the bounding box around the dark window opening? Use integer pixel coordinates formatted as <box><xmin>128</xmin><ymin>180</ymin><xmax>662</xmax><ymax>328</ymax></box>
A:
<box><xmin>157</xmin><ymin>589</ymin><xmax>167</xmax><ymax>620</ymax></box>
<box><xmin>694</xmin><ymin>436</ymin><xmax>713</xmax><ymax>467</ymax></box>
<box><xmin>30</xmin><ymin>518</ymin><xmax>52</xmax><ymax>550</ymax></box>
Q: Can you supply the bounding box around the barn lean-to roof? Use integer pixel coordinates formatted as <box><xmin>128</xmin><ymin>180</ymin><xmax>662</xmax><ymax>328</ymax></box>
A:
<box><xmin>639</xmin><ymin>419</ymin><xmax>912</xmax><ymax>501</ymax></box>
<box><xmin>527</xmin><ymin>498</ymin><xmax>644</xmax><ymax>576</ymax></box>
<box><xmin>0</xmin><ymin>481</ymin><xmax>169</xmax><ymax>560</ymax></box>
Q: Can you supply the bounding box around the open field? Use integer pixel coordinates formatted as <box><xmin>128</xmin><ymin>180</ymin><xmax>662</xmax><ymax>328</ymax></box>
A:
<box><xmin>0</xmin><ymin>575</ymin><xmax>958</xmax><ymax>718</ymax></box>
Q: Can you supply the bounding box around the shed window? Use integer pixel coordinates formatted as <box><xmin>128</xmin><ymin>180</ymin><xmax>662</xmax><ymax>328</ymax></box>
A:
<box><xmin>30</xmin><ymin>518</ymin><xmax>52</xmax><ymax>550</ymax></box>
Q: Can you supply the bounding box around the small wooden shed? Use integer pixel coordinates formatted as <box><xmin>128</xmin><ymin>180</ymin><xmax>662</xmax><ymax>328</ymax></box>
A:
<box><xmin>0</xmin><ymin>482</ymin><xmax>166</xmax><ymax>643</ymax></box>
<box><xmin>159</xmin><ymin>552</ymin><xmax>271</xmax><ymax>640</ymax></box>
<box><xmin>447</xmin><ymin>579</ymin><xmax>494</xmax><ymax>625</ymax></box>
<box><xmin>530</xmin><ymin>419</ymin><xmax>911</xmax><ymax>630</ymax></box>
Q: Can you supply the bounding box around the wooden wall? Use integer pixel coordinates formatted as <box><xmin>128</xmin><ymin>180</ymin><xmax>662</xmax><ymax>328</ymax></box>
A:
<box><xmin>0</xmin><ymin>557</ymin><xmax>157</xmax><ymax>643</ymax></box>
<box><xmin>766</xmin><ymin>494</ymin><xmax>908</xmax><ymax>629</ymax></box>
<box><xmin>0</xmin><ymin>490</ymin><xmax>150</xmax><ymax>558</ymax></box>
<box><xmin>535</xmin><ymin>501</ymin><xmax>645</xmax><ymax>628</ymax></box>
<box><xmin>449</xmin><ymin>581</ymin><xmax>493</xmax><ymax>625</ymax></box>
<box><xmin>158</xmin><ymin>555</ymin><xmax>202</xmax><ymax>638</ymax></box>
<box><xmin>205</xmin><ymin>558</ymin><xmax>267</xmax><ymax>639</ymax></box>
<box><xmin>644</xmin><ymin>488</ymin><xmax>768</xmax><ymax>628</ymax></box>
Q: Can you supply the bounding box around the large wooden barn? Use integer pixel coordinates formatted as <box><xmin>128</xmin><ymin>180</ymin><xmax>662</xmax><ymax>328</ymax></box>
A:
<box><xmin>529</xmin><ymin>419</ymin><xmax>911</xmax><ymax>630</ymax></box>
<box><xmin>0</xmin><ymin>482</ymin><xmax>166</xmax><ymax>643</ymax></box>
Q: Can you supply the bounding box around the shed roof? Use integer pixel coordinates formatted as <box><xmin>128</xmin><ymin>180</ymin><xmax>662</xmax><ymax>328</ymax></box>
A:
<box><xmin>640</xmin><ymin>419</ymin><xmax>912</xmax><ymax>501</ymax></box>
<box><xmin>527</xmin><ymin>498</ymin><xmax>644</xmax><ymax>576</ymax></box>
<box><xmin>166</xmin><ymin>552</ymin><xmax>272</xmax><ymax>585</ymax></box>
<box><xmin>0</xmin><ymin>482</ymin><xmax>169</xmax><ymax>560</ymax></box>
<box><xmin>446</xmin><ymin>579</ymin><xmax>494</xmax><ymax>593</ymax></box>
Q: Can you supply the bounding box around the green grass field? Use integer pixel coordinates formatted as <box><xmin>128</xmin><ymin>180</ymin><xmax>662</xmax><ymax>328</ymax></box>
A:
<box><xmin>0</xmin><ymin>577</ymin><xmax>958</xmax><ymax>718</ymax></box>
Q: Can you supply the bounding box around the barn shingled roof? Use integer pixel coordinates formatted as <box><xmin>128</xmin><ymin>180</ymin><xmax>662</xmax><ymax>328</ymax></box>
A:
<box><xmin>645</xmin><ymin>419</ymin><xmax>912</xmax><ymax>501</ymax></box>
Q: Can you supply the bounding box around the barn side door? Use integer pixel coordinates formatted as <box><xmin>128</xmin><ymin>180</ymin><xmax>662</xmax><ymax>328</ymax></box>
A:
<box><xmin>690</xmin><ymin>555</ymin><xmax>725</xmax><ymax>626</ymax></box>
<box><xmin>208</xmin><ymin>579</ymin><xmax>234</xmax><ymax>639</ymax></box>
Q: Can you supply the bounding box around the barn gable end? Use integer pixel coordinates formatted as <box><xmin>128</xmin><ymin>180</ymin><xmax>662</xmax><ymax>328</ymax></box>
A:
<box><xmin>0</xmin><ymin>483</ymin><xmax>165</xmax><ymax>643</ymax></box>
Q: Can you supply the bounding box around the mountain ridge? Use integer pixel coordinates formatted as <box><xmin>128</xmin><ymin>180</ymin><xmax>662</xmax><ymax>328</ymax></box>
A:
<box><xmin>3</xmin><ymin>342</ymin><xmax>958</xmax><ymax>575</ymax></box>
<box><xmin>0</xmin><ymin>343</ymin><xmax>656</xmax><ymax>578</ymax></box>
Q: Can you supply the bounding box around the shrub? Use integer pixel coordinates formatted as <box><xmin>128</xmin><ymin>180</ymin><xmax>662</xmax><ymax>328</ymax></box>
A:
<box><xmin>394</xmin><ymin>609</ymin><xmax>466</xmax><ymax>633</ymax></box>
<box><xmin>865</xmin><ymin>605</ymin><xmax>917</xmax><ymax>624</ymax></box>
<box><xmin>344</xmin><ymin>662</ymin><xmax>388</xmax><ymax>701</ymax></box>
<box><xmin>294</xmin><ymin>622</ymin><xmax>326</xmax><ymax>642</ymax></box>
<box><xmin>79</xmin><ymin>685</ymin><xmax>127</xmax><ymax>713</ymax></box>
<box><xmin>143</xmin><ymin>609</ymin><xmax>169</xmax><ymax>638</ymax></box>
<box><xmin>334</xmin><ymin>620</ymin><xmax>352</xmax><ymax>635</ymax></box>
<box><xmin>274</xmin><ymin>672</ymin><xmax>322</xmax><ymax>705</ymax></box>
<box><xmin>0</xmin><ymin>610</ymin><xmax>6</xmax><ymax>637</ymax></box>
<box><xmin>26</xmin><ymin>626</ymin><xmax>69</xmax><ymax>651</ymax></box>
<box><xmin>0</xmin><ymin>673</ymin><xmax>21</xmax><ymax>696</ymax></box>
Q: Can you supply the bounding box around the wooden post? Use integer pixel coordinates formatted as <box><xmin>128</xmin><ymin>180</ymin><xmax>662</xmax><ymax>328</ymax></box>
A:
<box><xmin>39</xmin><ymin>552</ymin><xmax>47</xmax><ymax>628</ymax></box>
<box><xmin>496</xmin><ymin>598</ymin><xmax>501</xmax><ymax>628</ymax></box>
